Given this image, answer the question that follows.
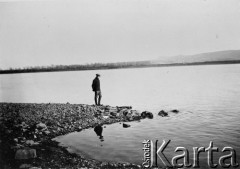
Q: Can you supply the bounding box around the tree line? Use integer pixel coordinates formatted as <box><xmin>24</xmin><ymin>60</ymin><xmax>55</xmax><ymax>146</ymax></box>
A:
<box><xmin>0</xmin><ymin>61</ymin><xmax>152</xmax><ymax>74</ymax></box>
<box><xmin>1</xmin><ymin>60</ymin><xmax>240</xmax><ymax>74</ymax></box>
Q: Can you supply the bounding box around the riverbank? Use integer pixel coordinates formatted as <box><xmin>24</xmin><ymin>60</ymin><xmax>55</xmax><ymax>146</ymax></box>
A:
<box><xmin>0</xmin><ymin>103</ymin><xmax>144</xmax><ymax>169</ymax></box>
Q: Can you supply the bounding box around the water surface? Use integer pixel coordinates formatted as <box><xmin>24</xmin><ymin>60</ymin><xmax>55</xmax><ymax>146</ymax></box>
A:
<box><xmin>1</xmin><ymin>64</ymin><xmax>240</xmax><ymax>168</ymax></box>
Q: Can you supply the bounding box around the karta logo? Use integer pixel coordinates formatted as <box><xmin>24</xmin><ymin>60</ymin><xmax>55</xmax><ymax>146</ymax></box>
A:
<box><xmin>142</xmin><ymin>140</ymin><xmax>239</xmax><ymax>168</ymax></box>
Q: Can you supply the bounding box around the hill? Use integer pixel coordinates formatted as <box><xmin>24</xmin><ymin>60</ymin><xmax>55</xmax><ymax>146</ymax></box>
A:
<box><xmin>152</xmin><ymin>50</ymin><xmax>240</xmax><ymax>64</ymax></box>
<box><xmin>1</xmin><ymin>50</ymin><xmax>240</xmax><ymax>74</ymax></box>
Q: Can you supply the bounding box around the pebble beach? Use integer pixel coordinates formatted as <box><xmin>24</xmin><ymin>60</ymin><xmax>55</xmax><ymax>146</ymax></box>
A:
<box><xmin>0</xmin><ymin>103</ymin><xmax>145</xmax><ymax>169</ymax></box>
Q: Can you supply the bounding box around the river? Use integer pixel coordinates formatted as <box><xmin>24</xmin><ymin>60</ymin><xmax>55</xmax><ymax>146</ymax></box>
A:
<box><xmin>1</xmin><ymin>64</ymin><xmax>240</xmax><ymax>168</ymax></box>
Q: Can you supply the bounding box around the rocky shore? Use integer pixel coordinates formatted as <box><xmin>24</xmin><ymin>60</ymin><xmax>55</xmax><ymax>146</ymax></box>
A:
<box><xmin>0</xmin><ymin>103</ymin><xmax>149</xmax><ymax>169</ymax></box>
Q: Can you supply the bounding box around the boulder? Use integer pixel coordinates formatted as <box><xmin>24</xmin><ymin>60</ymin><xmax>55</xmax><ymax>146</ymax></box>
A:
<box><xmin>133</xmin><ymin>116</ymin><xmax>141</xmax><ymax>120</ymax></box>
<box><xmin>110</xmin><ymin>112</ymin><xmax>117</xmax><ymax>117</ymax></box>
<box><xmin>158</xmin><ymin>110</ymin><xmax>168</xmax><ymax>117</ymax></box>
<box><xmin>127</xmin><ymin>116</ymin><xmax>134</xmax><ymax>121</ymax></box>
<box><xmin>117</xmin><ymin>106</ymin><xmax>132</xmax><ymax>109</ymax></box>
<box><xmin>171</xmin><ymin>109</ymin><xmax>179</xmax><ymax>113</ymax></box>
<box><xmin>123</xmin><ymin>123</ymin><xmax>131</xmax><ymax>128</ymax></box>
<box><xmin>141</xmin><ymin>111</ymin><xmax>147</xmax><ymax>118</ymax></box>
<box><xmin>119</xmin><ymin>109</ymin><xmax>129</xmax><ymax>116</ymax></box>
<box><xmin>141</xmin><ymin>111</ymin><xmax>153</xmax><ymax>119</ymax></box>
<box><xmin>15</xmin><ymin>148</ymin><xmax>37</xmax><ymax>159</ymax></box>
<box><xmin>131</xmin><ymin>110</ymin><xmax>141</xmax><ymax>120</ymax></box>
<box><xmin>102</xmin><ymin>111</ymin><xmax>110</xmax><ymax>116</ymax></box>
<box><xmin>123</xmin><ymin>110</ymin><xmax>129</xmax><ymax>116</ymax></box>
<box><xmin>131</xmin><ymin>110</ymin><xmax>140</xmax><ymax>117</ymax></box>
<box><xmin>147</xmin><ymin>112</ymin><xmax>153</xmax><ymax>119</ymax></box>
<box><xmin>105</xmin><ymin>106</ymin><xmax>117</xmax><ymax>112</ymax></box>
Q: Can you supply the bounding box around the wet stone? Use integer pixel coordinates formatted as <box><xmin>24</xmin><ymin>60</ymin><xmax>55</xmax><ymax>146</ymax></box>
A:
<box><xmin>158</xmin><ymin>110</ymin><xmax>168</xmax><ymax>117</ymax></box>
<box><xmin>171</xmin><ymin>109</ymin><xmax>179</xmax><ymax>113</ymax></box>
<box><xmin>123</xmin><ymin>123</ymin><xmax>131</xmax><ymax>128</ymax></box>
<box><xmin>141</xmin><ymin>111</ymin><xmax>153</xmax><ymax>119</ymax></box>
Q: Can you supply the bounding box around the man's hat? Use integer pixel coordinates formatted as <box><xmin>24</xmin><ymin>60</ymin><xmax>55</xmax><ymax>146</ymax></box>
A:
<box><xmin>96</xmin><ymin>74</ymin><xmax>100</xmax><ymax>77</ymax></box>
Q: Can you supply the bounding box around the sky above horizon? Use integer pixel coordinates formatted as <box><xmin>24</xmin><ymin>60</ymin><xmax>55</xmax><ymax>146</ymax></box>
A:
<box><xmin>0</xmin><ymin>0</ymin><xmax>240</xmax><ymax>69</ymax></box>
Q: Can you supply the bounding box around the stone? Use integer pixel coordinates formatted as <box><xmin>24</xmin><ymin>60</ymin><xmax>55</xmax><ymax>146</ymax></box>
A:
<box><xmin>19</xmin><ymin>164</ymin><xmax>32</xmax><ymax>168</ymax></box>
<box><xmin>146</xmin><ymin>112</ymin><xmax>153</xmax><ymax>119</ymax></box>
<box><xmin>158</xmin><ymin>110</ymin><xmax>168</xmax><ymax>117</ymax></box>
<box><xmin>11</xmin><ymin>144</ymin><xmax>23</xmax><ymax>150</ymax></box>
<box><xmin>44</xmin><ymin>130</ymin><xmax>50</xmax><ymax>135</ymax></box>
<box><xmin>105</xmin><ymin>106</ymin><xmax>117</xmax><ymax>112</ymax></box>
<box><xmin>117</xmin><ymin>106</ymin><xmax>132</xmax><ymax>109</ymax></box>
<box><xmin>141</xmin><ymin>111</ymin><xmax>147</xmax><ymax>118</ymax></box>
<box><xmin>123</xmin><ymin>123</ymin><xmax>131</xmax><ymax>128</ymax></box>
<box><xmin>15</xmin><ymin>148</ymin><xmax>37</xmax><ymax>159</ymax></box>
<box><xmin>102</xmin><ymin>116</ymin><xmax>109</xmax><ymax>119</ymax></box>
<box><xmin>36</xmin><ymin>123</ymin><xmax>47</xmax><ymax>130</ymax></box>
<box><xmin>102</xmin><ymin>111</ymin><xmax>110</xmax><ymax>116</ymax></box>
<box><xmin>25</xmin><ymin>140</ymin><xmax>39</xmax><ymax>146</ymax></box>
<box><xmin>119</xmin><ymin>109</ymin><xmax>129</xmax><ymax>116</ymax></box>
<box><xmin>14</xmin><ymin>138</ymin><xmax>18</xmax><ymax>143</ymax></box>
<box><xmin>110</xmin><ymin>112</ymin><xmax>117</xmax><ymax>117</ymax></box>
<box><xmin>171</xmin><ymin>109</ymin><xmax>179</xmax><ymax>113</ymax></box>
<box><xmin>131</xmin><ymin>110</ymin><xmax>140</xmax><ymax>116</ymax></box>
<box><xmin>123</xmin><ymin>110</ymin><xmax>129</xmax><ymax>116</ymax></box>
<box><xmin>133</xmin><ymin>116</ymin><xmax>141</xmax><ymax>120</ymax></box>
<box><xmin>20</xmin><ymin>122</ymin><xmax>28</xmax><ymax>128</ymax></box>
<box><xmin>127</xmin><ymin>116</ymin><xmax>134</xmax><ymax>121</ymax></box>
<box><xmin>25</xmin><ymin>140</ymin><xmax>35</xmax><ymax>146</ymax></box>
<box><xmin>141</xmin><ymin>111</ymin><xmax>153</xmax><ymax>119</ymax></box>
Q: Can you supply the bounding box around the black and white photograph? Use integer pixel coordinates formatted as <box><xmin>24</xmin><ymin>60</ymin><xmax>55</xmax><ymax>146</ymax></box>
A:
<box><xmin>0</xmin><ymin>0</ymin><xmax>240</xmax><ymax>168</ymax></box>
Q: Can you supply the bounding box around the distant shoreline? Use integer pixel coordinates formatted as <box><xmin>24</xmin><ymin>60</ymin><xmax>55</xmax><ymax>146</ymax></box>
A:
<box><xmin>1</xmin><ymin>60</ymin><xmax>240</xmax><ymax>74</ymax></box>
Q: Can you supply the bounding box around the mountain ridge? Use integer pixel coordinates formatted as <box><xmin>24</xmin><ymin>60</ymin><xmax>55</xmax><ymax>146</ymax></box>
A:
<box><xmin>1</xmin><ymin>50</ymin><xmax>240</xmax><ymax>74</ymax></box>
<box><xmin>152</xmin><ymin>50</ymin><xmax>240</xmax><ymax>64</ymax></box>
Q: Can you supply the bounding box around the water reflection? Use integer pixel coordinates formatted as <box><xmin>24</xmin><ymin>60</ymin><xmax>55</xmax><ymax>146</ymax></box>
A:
<box><xmin>94</xmin><ymin>125</ymin><xmax>104</xmax><ymax>142</ymax></box>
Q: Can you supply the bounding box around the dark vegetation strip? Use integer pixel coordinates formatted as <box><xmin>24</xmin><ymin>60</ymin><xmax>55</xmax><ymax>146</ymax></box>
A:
<box><xmin>1</xmin><ymin>60</ymin><xmax>240</xmax><ymax>74</ymax></box>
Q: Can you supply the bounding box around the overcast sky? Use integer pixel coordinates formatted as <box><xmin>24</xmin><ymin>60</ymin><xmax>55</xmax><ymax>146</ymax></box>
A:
<box><xmin>0</xmin><ymin>0</ymin><xmax>240</xmax><ymax>69</ymax></box>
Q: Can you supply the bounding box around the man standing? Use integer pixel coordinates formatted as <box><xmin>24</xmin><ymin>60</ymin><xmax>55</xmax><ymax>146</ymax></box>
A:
<box><xmin>92</xmin><ymin>74</ymin><xmax>102</xmax><ymax>105</ymax></box>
